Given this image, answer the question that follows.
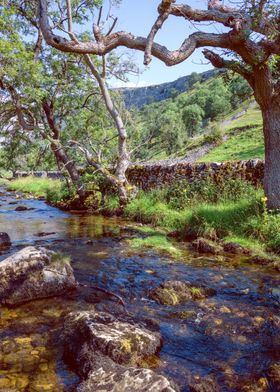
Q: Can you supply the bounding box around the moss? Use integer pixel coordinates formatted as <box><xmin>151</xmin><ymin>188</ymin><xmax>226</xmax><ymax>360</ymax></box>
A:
<box><xmin>120</xmin><ymin>339</ymin><xmax>132</xmax><ymax>354</ymax></box>
<box><xmin>137</xmin><ymin>354</ymin><xmax>160</xmax><ymax>369</ymax></box>
<box><xmin>153</xmin><ymin>288</ymin><xmax>179</xmax><ymax>306</ymax></box>
<box><xmin>169</xmin><ymin>310</ymin><xmax>196</xmax><ymax>319</ymax></box>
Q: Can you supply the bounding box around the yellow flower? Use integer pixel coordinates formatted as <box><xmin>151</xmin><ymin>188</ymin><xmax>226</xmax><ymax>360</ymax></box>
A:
<box><xmin>261</xmin><ymin>196</ymin><xmax>268</xmax><ymax>203</ymax></box>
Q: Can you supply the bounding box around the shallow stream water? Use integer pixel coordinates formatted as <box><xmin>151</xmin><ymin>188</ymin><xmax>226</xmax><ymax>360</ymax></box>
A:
<box><xmin>0</xmin><ymin>187</ymin><xmax>279</xmax><ymax>391</ymax></box>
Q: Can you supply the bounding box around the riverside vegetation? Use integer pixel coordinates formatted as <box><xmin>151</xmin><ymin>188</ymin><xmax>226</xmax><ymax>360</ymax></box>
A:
<box><xmin>4</xmin><ymin>175</ymin><xmax>280</xmax><ymax>264</ymax></box>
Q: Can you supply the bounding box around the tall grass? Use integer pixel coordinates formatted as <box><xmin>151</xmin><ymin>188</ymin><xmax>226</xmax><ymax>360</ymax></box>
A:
<box><xmin>125</xmin><ymin>178</ymin><xmax>280</xmax><ymax>254</ymax></box>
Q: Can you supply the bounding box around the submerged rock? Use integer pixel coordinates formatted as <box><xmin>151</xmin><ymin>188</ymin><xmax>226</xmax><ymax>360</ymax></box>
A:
<box><xmin>0</xmin><ymin>232</ymin><xmax>11</xmax><ymax>249</ymax></box>
<box><xmin>15</xmin><ymin>205</ymin><xmax>33</xmax><ymax>211</ymax></box>
<box><xmin>63</xmin><ymin>310</ymin><xmax>178</xmax><ymax>391</ymax></box>
<box><xmin>150</xmin><ymin>280</ymin><xmax>216</xmax><ymax>306</ymax></box>
<box><xmin>267</xmin><ymin>363</ymin><xmax>280</xmax><ymax>389</ymax></box>
<box><xmin>192</xmin><ymin>238</ymin><xmax>223</xmax><ymax>255</ymax></box>
<box><xmin>189</xmin><ymin>376</ymin><xmax>220</xmax><ymax>392</ymax></box>
<box><xmin>0</xmin><ymin>246</ymin><xmax>77</xmax><ymax>305</ymax></box>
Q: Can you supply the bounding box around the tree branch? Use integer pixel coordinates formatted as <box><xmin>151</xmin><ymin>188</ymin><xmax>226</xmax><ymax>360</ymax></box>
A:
<box><xmin>202</xmin><ymin>49</ymin><xmax>254</xmax><ymax>88</ymax></box>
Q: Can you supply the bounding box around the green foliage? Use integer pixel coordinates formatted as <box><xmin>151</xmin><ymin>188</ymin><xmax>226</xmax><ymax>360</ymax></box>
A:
<box><xmin>101</xmin><ymin>195</ymin><xmax>120</xmax><ymax>214</ymax></box>
<box><xmin>182</xmin><ymin>104</ymin><xmax>204</xmax><ymax>137</ymax></box>
<box><xmin>46</xmin><ymin>183</ymin><xmax>75</xmax><ymax>204</ymax></box>
<box><xmin>130</xmin><ymin>73</ymin><xmax>255</xmax><ymax>162</ymax></box>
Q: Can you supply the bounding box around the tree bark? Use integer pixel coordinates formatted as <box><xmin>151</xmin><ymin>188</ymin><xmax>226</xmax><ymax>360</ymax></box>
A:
<box><xmin>42</xmin><ymin>102</ymin><xmax>86</xmax><ymax>202</ymax></box>
<box><xmin>262</xmin><ymin>105</ymin><xmax>280</xmax><ymax>209</ymax></box>
<box><xmin>83</xmin><ymin>55</ymin><xmax>133</xmax><ymax>204</ymax></box>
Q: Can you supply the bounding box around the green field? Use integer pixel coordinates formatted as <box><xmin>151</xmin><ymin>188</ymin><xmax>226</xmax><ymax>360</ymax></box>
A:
<box><xmin>199</xmin><ymin>106</ymin><xmax>264</xmax><ymax>162</ymax></box>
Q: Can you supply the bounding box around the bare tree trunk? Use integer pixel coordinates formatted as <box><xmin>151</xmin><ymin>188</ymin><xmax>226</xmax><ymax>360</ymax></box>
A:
<box><xmin>262</xmin><ymin>105</ymin><xmax>280</xmax><ymax>209</ymax></box>
<box><xmin>50</xmin><ymin>143</ymin><xmax>85</xmax><ymax>201</ymax></box>
<box><xmin>42</xmin><ymin>101</ymin><xmax>86</xmax><ymax>202</ymax></box>
<box><xmin>83</xmin><ymin>55</ymin><xmax>133</xmax><ymax>205</ymax></box>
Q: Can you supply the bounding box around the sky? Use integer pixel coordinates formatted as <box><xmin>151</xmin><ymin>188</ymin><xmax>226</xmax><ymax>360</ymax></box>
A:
<box><xmin>105</xmin><ymin>0</ymin><xmax>218</xmax><ymax>87</ymax></box>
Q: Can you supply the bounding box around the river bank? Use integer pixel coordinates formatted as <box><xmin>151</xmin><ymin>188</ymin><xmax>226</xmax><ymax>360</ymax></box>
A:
<box><xmin>3</xmin><ymin>176</ymin><xmax>280</xmax><ymax>270</ymax></box>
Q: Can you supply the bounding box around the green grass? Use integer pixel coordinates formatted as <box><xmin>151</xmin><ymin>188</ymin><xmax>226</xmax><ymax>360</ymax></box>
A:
<box><xmin>0</xmin><ymin>178</ymin><xmax>9</xmax><ymax>186</ymax></box>
<box><xmin>7</xmin><ymin>177</ymin><xmax>63</xmax><ymax>198</ymax></box>
<box><xmin>201</xmin><ymin>125</ymin><xmax>264</xmax><ymax>162</ymax></box>
<box><xmin>199</xmin><ymin>106</ymin><xmax>263</xmax><ymax>162</ymax></box>
<box><xmin>128</xmin><ymin>232</ymin><xmax>181</xmax><ymax>257</ymax></box>
<box><xmin>124</xmin><ymin>179</ymin><xmax>280</xmax><ymax>257</ymax></box>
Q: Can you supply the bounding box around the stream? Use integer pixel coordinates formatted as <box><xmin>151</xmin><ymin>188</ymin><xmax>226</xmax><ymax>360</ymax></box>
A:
<box><xmin>0</xmin><ymin>187</ymin><xmax>279</xmax><ymax>391</ymax></box>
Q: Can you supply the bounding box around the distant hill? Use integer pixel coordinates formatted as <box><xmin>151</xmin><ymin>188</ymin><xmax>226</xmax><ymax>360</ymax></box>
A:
<box><xmin>119</xmin><ymin>69</ymin><xmax>219</xmax><ymax>108</ymax></box>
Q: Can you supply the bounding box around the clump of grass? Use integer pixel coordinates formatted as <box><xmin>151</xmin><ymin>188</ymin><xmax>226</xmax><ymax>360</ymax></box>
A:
<box><xmin>8</xmin><ymin>177</ymin><xmax>63</xmax><ymax>198</ymax></box>
<box><xmin>101</xmin><ymin>195</ymin><xmax>120</xmax><ymax>214</ymax></box>
<box><xmin>51</xmin><ymin>252</ymin><xmax>71</xmax><ymax>266</ymax></box>
<box><xmin>128</xmin><ymin>232</ymin><xmax>181</xmax><ymax>257</ymax></box>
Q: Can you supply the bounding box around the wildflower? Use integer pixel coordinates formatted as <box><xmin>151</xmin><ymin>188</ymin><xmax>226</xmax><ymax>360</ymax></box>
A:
<box><xmin>261</xmin><ymin>196</ymin><xmax>268</xmax><ymax>203</ymax></box>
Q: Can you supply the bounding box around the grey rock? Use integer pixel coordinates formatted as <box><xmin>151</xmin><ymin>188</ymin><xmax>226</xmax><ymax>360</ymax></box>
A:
<box><xmin>63</xmin><ymin>310</ymin><xmax>161</xmax><ymax>366</ymax></box>
<box><xmin>63</xmin><ymin>310</ymin><xmax>178</xmax><ymax>392</ymax></box>
<box><xmin>78</xmin><ymin>367</ymin><xmax>178</xmax><ymax>392</ymax></box>
<box><xmin>0</xmin><ymin>246</ymin><xmax>76</xmax><ymax>305</ymax></box>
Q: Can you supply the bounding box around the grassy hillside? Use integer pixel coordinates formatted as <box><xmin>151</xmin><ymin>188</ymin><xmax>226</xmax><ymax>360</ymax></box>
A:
<box><xmin>200</xmin><ymin>106</ymin><xmax>264</xmax><ymax>162</ymax></box>
<box><xmin>131</xmin><ymin>71</ymin><xmax>265</xmax><ymax>164</ymax></box>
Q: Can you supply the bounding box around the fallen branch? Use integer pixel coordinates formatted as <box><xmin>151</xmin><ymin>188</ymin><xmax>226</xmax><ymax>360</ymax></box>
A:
<box><xmin>44</xmin><ymin>267</ymin><xmax>126</xmax><ymax>310</ymax></box>
<box><xmin>79</xmin><ymin>282</ymin><xmax>127</xmax><ymax>310</ymax></box>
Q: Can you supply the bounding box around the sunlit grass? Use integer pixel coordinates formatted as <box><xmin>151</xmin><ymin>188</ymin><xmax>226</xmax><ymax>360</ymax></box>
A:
<box><xmin>7</xmin><ymin>177</ymin><xmax>62</xmax><ymax>198</ymax></box>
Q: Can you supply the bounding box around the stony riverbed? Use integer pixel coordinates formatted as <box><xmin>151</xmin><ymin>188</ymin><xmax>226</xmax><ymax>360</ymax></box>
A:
<box><xmin>0</xmin><ymin>187</ymin><xmax>279</xmax><ymax>391</ymax></box>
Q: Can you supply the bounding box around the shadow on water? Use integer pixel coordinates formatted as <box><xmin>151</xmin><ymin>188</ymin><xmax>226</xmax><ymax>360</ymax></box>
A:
<box><xmin>0</xmin><ymin>187</ymin><xmax>279</xmax><ymax>391</ymax></box>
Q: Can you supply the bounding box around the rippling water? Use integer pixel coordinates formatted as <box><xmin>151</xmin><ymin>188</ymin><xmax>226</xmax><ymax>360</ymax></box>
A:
<box><xmin>0</xmin><ymin>187</ymin><xmax>279</xmax><ymax>391</ymax></box>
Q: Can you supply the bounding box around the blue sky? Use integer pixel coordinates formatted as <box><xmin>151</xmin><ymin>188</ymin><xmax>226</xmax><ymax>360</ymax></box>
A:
<box><xmin>108</xmin><ymin>0</ymin><xmax>217</xmax><ymax>87</ymax></box>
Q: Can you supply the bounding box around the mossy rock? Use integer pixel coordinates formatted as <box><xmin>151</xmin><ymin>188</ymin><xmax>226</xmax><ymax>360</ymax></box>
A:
<box><xmin>150</xmin><ymin>280</ymin><xmax>216</xmax><ymax>306</ymax></box>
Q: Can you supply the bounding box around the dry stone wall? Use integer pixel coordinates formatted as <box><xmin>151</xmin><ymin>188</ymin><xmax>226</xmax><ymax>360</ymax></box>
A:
<box><xmin>13</xmin><ymin>159</ymin><xmax>265</xmax><ymax>190</ymax></box>
<box><xmin>127</xmin><ymin>159</ymin><xmax>264</xmax><ymax>190</ymax></box>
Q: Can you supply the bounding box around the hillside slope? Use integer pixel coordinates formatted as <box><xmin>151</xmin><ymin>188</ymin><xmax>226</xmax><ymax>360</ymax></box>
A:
<box><xmin>200</xmin><ymin>105</ymin><xmax>263</xmax><ymax>162</ymax></box>
<box><xmin>120</xmin><ymin>69</ymin><xmax>217</xmax><ymax>108</ymax></box>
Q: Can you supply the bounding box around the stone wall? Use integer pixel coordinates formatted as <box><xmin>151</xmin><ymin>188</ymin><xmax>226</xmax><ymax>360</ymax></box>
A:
<box><xmin>127</xmin><ymin>159</ymin><xmax>264</xmax><ymax>190</ymax></box>
<box><xmin>13</xmin><ymin>171</ymin><xmax>64</xmax><ymax>180</ymax></box>
<box><xmin>13</xmin><ymin>159</ymin><xmax>265</xmax><ymax>190</ymax></box>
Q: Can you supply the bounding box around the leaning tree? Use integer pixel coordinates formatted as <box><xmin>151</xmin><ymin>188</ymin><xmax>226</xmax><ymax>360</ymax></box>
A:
<box><xmin>38</xmin><ymin>0</ymin><xmax>280</xmax><ymax>207</ymax></box>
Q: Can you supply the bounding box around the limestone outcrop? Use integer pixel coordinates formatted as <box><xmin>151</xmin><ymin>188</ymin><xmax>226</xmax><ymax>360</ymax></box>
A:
<box><xmin>63</xmin><ymin>310</ymin><xmax>178</xmax><ymax>392</ymax></box>
<box><xmin>0</xmin><ymin>246</ymin><xmax>77</xmax><ymax>305</ymax></box>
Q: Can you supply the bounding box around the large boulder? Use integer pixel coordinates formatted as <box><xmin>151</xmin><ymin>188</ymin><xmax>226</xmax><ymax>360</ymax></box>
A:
<box><xmin>0</xmin><ymin>246</ymin><xmax>77</xmax><ymax>305</ymax></box>
<box><xmin>0</xmin><ymin>232</ymin><xmax>11</xmax><ymax>249</ymax></box>
<box><xmin>63</xmin><ymin>310</ymin><xmax>178</xmax><ymax>392</ymax></box>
